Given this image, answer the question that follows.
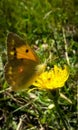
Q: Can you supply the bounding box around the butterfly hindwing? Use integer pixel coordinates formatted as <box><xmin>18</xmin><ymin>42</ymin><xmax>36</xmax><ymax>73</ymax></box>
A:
<box><xmin>5</xmin><ymin>59</ymin><xmax>38</xmax><ymax>91</ymax></box>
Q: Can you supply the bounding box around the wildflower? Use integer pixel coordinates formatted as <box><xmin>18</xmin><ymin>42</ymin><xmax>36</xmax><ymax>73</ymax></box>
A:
<box><xmin>33</xmin><ymin>65</ymin><xmax>69</xmax><ymax>90</ymax></box>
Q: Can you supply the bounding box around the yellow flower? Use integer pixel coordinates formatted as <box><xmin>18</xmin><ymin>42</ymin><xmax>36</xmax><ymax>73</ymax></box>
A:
<box><xmin>33</xmin><ymin>65</ymin><xmax>69</xmax><ymax>90</ymax></box>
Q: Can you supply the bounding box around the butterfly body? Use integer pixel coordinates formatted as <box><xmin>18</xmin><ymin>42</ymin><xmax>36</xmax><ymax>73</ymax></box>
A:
<box><xmin>5</xmin><ymin>32</ymin><xmax>45</xmax><ymax>91</ymax></box>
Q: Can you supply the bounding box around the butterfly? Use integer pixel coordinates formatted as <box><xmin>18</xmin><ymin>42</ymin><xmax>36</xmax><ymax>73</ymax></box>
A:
<box><xmin>5</xmin><ymin>32</ymin><xmax>46</xmax><ymax>91</ymax></box>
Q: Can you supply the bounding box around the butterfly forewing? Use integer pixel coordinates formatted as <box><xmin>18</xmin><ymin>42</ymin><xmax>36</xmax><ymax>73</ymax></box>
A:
<box><xmin>7</xmin><ymin>32</ymin><xmax>40</xmax><ymax>63</ymax></box>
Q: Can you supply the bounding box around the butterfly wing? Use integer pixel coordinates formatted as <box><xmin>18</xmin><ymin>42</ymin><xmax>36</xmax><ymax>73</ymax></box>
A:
<box><xmin>7</xmin><ymin>32</ymin><xmax>40</xmax><ymax>63</ymax></box>
<box><xmin>5</xmin><ymin>59</ymin><xmax>39</xmax><ymax>91</ymax></box>
<box><xmin>5</xmin><ymin>32</ymin><xmax>40</xmax><ymax>91</ymax></box>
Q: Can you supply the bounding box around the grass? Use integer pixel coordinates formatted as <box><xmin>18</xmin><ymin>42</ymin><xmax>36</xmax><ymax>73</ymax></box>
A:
<box><xmin>0</xmin><ymin>0</ymin><xmax>77</xmax><ymax>129</ymax></box>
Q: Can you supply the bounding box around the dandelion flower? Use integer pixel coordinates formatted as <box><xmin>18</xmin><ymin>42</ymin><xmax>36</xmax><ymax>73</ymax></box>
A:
<box><xmin>33</xmin><ymin>65</ymin><xmax>69</xmax><ymax>90</ymax></box>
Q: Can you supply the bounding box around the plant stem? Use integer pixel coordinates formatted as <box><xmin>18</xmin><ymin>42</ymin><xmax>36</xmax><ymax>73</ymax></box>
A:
<box><xmin>50</xmin><ymin>90</ymin><xmax>69</xmax><ymax>130</ymax></box>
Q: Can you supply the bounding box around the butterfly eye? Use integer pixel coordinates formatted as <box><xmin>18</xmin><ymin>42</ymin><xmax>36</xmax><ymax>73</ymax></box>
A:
<box><xmin>25</xmin><ymin>49</ymin><xmax>29</xmax><ymax>53</ymax></box>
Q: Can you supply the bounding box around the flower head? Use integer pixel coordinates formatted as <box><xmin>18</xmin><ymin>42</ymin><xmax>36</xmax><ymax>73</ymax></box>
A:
<box><xmin>33</xmin><ymin>65</ymin><xmax>69</xmax><ymax>90</ymax></box>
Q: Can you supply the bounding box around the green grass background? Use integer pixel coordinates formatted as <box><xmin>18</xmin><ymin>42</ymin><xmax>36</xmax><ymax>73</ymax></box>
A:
<box><xmin>0</xmin><ymin>0</ymin><xmax>77</xmax><ymax>129</ymax></box>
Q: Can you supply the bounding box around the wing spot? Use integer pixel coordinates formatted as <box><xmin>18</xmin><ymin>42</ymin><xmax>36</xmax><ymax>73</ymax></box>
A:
<box><xmin>18</xmin><ymin>66</ymin><xmax>24</xmax><ymax>73</ymax></box>
<box><xmin>12</xmin><ymin>40</ymin><xmax>15</xmax><ymax>45</ymax></box>
<box><xmin>13</xmin><ymin>47</ymin><xmax>17</xmax><ymax>57</ymax></box>
<box><xmin>8</xmin><ymin>66</ymin><xmax>12</xmax><ymax>74</ymax></box>
<box><xmin>25</xmin><ymin>49</ymin><xmax>29</xmax><ymax>53</ymax></box>
<box><xmin>9</xmin><ymin>66</ymin><xmax>12</xmax><ymax>70</ymax></box>
<box><xmin>10</xmin><ymin>51</ymin><xmax>14</xmax><ymax>56</ymax></box>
